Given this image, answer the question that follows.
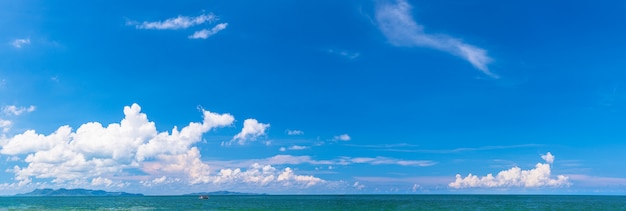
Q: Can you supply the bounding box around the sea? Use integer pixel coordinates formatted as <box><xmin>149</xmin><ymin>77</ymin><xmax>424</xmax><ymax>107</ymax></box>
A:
<box><xmin>0</xmin><ymin>195</ymin><xmax>625</xmax><ymax>210</ymax></box>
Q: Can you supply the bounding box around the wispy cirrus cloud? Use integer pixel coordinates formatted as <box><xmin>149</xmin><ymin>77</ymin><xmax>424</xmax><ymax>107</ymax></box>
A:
<box><xmin>346</xmin><ymin>156</ymin><xmax>436</xmax><ymax>167</ymax></box>
<box><xmin>449</xmin><ymin>152</ymin><xmax>570</xmax><ymax>188</ymax></box>
<box><xmin>375</xmin><ymin>0</ymin><xmax>497</xmax><ymax>78</ymax></box>
<box><xmin>188</xmin><ymin>23</ymin><xmax>228</xmax><ymax>39</ymax></box>
<box><xmin>327</xmin><ymin>49</ymin><xmax>360</xmax><ymax>60</ymax></box>
<box><xmin>346</xmin><ymin>143</ymin><xmax>541</xmax><ymax>154</ymax></box>
<box><xmin>128</xmin><ymin>13</ymin><xmax>228</xmax><ymax>39</ymax></box>
<box><xmin>131</xmin><ymin>13</ymin><xmax>217</xmax><ymax>30</ymax></box>
<box><xmin>567</xmin><ymin>174</ymin><xmax>626</xmax><ymax>187</ymax></box>
<box><xmin>211</xmin><ymin>154</ymin><xmax>435</xmax><ymax>169</ymax></box>
<box><xmin>412</xmin><ymin>144</ymin><xmax>543</xmax><ymax>154</ymax></box>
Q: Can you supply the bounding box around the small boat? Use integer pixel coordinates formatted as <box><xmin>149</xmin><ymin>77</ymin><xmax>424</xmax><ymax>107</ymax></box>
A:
<box><xmin>199</xmin><ymin>195</ymin><xmax>209</xmax><ymax>200</ymax></box>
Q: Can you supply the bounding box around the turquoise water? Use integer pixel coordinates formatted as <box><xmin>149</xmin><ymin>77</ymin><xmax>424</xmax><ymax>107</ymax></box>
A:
<box><xmin>0</xmin><ymin>195</ymin><xmax>625</xmax><ymax>210</ymax></box>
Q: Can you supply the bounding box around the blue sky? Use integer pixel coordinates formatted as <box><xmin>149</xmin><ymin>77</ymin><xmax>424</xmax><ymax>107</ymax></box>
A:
<box><xmin>1</xmin><ymin>0</ymin><xmax>626</xmax><ymax>195</ymax></box>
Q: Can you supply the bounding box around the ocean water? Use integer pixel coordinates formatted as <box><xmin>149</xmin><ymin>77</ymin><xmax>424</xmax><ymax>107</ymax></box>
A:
<box><xmin>0</xmin><ymin>195</ymin><xmax>625</xmax><ymax>210</ymax></box>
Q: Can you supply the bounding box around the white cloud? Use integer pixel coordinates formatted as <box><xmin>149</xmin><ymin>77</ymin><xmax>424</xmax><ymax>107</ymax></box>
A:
<box><xmin>347</xmin><ymin>156</ymin><xmax>436</xmax><ymax>167</ymax></box>
<box><xmin>333</xmin><ymin>134</ymin><xmax>351</xmax><ymax>141</ymax></box>
<box><xmin>188</xmin><ymin>23</ymin><xmax>228</xmax><ymax>39</ymax></box>
<box><xmin>278</xmin><ymin>145</ymin><xmax>309</xmax><ymax>152</ymax></box>
<box><xmin>140</xmin><ymin>176</ymin><xmax>181</xmax><ymax>187</ymax></box>
<box><xmin>153</xmin><ymin>176</ymin><xmax>167</xmax><ymax>184</ymax></box>
<box><xmin>286</xmin><ymin>129</ymin><xmax>304</xmax><ymax>135</ymax></box>
<box><xmin>541</xmin><ymin>152</ymin><xmax>555</xmax><ymax>164</ymax></box>
<box><xmin>3</xmin><ymin>105</ymin><xmax>36</xmax><ymax>116</ymax></box>
<box><xmin>211</xmin><ymin>163</ymin><xmax>323</xmax><ymax>188</ymax></box>
<box><xmin>0</xmin><ymin>105</ymin><xmax>35</xmax><ymax>133</ymax></box>
<box><xmin>0</xmin><ymin>119</ymin><xmax>12</xmax><ymax>133</ymax></box>
<box><xmin>412</xmin><ymin>184</ymin><xmax>420</xmax><ymax>192</ymax></box>
<box><xmin>449</xmin><ymin>152</ymin><xmax>570</xmax><ymax>188</ymax></box>
<box><xmin>0</xmin><ymin>103</ymin><xmax>234</xmax><ymax>186</ymax></box>
<box><xmin>288</xmin><ymin>145</ymin><xmax>308</xmax><ymax>150</ymax></box>
<box><xmin>328</xmin><ymin>49</ymin><xmax>360</xmax><ymax>60</ymax></box>
<box><xmin>132</xmin><ymin>13</ymin><xmax>217</xmax><ymax>30</ymax></box>
<box><xmin>229</xmin><ymin>119</ymin><xmax>270</xmax><ymax>145</ymax></box>
<box><xmin>11</xmin><ymin>39</ymin><xmax>30</xmax><ymax>48</ymax></box>
<box><xmin>375</xmin><ymin>0</ymin><xmax>497</xmax><ymax>78</ymax></box>
<box><xmin>90</xmin><ymin>177</ymin><xmax>113</xmax><ymax>187</ymax></box>
<box><xmin>567</xmin><ymin>174</ymin><xmax>626</xmax><ymax>187</ymax></box>
<box><xmin>353</xmin><ymin>181</ymin><xmax>365</xmax><ymax>190</ymax></box>
<box><xmin>212</xmin><ymin>154</ymin><xmax>435</xmax><ymax>169</ymax></box>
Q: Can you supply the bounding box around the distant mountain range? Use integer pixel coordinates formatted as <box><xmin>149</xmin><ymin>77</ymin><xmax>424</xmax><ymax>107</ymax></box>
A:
<box><xmin>16</xmin><ymin>188</ymin><xmax>143</xmax><ymax>197</ymax></box>
<box><xmin>16</xmin><ymin>188</ymin><xmax>261</xmax><ymax>197</ymax></box>
<box><xmin>184</xmin><ymin>191</ymin><xmax>264</xmax><ymax>196</ymax></box>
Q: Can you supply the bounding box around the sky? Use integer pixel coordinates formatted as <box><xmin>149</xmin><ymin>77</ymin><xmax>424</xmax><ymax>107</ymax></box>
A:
<box><xmin>1</xmin><ymin>0</ymin><xmax>626</xmax><ymax>195</ymax></box>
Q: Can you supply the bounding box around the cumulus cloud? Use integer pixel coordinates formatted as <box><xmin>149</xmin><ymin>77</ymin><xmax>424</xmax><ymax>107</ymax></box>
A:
<box><xmin>188</xmin><ymin>23</ymin><xmax>228</xmax><ymax>39</ymax></box>
<box><xmin>449</xmin><ymin>152</ymin><xmax>570</xmax><ymax>188</ymax></box>
<box><xmin>0</xmin><ymin>103</ymin><xmax>234</xmax><ymax>186</ymax></box>
<box><xmin>211</xmin><ymin>163</ymin><xmax>323</xmax><ymax>188</ymax></box>
<box><xmin>11</xmin><ymin>39</ymin><xmax>30</xmax><ymax>48</ymax></box>
<box><xmin>286</xmin><ymin>129</ymin><xmax>304</xmax><ymax>135</ymax></box>
<box><xmin>90</xmin><ymin>177</ymin><xmax>113</xmax><ymax>187</ymax></box>
<box><xmin>229</xmin><ymin>119</ymin><xmax>270</xmax><ymax>145</ymax></box>
<box><xmin>375</xmin><ymin>0</ymin><xmax>497</xmax><ymax>78</ymax></box>
<box><xmin>131</xmin><ymin>13</ymin><xmax>217</xmax><ymax>30</ymax></box>
<box><xmin>0</xmin><ymin>119</ymin><xmax>12</xmax><ymax>133</ymax></box>
<box><xmin>2</xmin><ymin>105</ymin><xmax>36</xmax><ymax>116</ymax></box>
<box><xmin>542</xmin><ymin>152</ymin><xmax>555</xmax><ymax>164</ymax></box>
<box><xmin>333</xmin><ymin>134</ymin><xmax>351</xmax><ymax>141</ymax></box>
<box><xmin>353</xmin><ymin>181</ymin><xmax>365</xmax><ymax>190</ymax></box>
<box><xmin>0</xmin><ymin>105</ymin><xmax>35</xmax><ymax>133</ymax></box>
<box><xmin>140</xmin><ymin>176</ymin><xmax>181</xmax><ymax>187</ymax></box>
<box><xmin>412</xmin><ymin>184</ymin><xmax>420</xmax><ymax>192</ymax></box>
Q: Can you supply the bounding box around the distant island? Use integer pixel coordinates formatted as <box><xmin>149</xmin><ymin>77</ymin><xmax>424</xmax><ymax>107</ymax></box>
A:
<box><xmin>16</xmin><ymin>188</ymin><xmax>143</xmax><ymax>197</ymax></box>
<box><xmin>184</xmin><ymin>191</ymin><xmax>264</xmax><ymax>196</ymax></box>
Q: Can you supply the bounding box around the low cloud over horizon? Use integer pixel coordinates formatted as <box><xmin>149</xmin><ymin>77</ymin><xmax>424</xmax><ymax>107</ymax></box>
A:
<box><xmin>449</xmin><ymin>152</ymin><xmax>570</xmax><ymax>189</ymax></box>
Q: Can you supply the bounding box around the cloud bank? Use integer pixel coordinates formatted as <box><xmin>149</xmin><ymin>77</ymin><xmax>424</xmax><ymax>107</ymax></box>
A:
<box><xmin>211</xmin><ymin>163</ymin><xmax>323</xmax><ymax>188</ymax></box>
<box><xmin>375</xmin><ymin>0</ymin><xmax>497</xmax><ymax>78</ymax></box>
<box><xmin>449</xmin><ymin>152</ymin><xmax>570</xmax><ymax>188</ymax></box>
<box><xmin>0</xmin><ymin>104</ymin><xmax>321</xmax><ymax>191</ymax></box>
